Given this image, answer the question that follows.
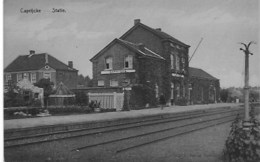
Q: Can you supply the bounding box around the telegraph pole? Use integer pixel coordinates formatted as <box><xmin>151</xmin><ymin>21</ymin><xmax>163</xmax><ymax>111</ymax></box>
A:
<box><xmin>239</xmin><ymin>41</ymin><xmax>255</xmax><ymax>125</ymax></box>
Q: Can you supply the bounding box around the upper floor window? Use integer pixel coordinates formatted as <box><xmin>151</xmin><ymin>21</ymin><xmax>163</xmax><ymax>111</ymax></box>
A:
<box><xmin>124</xmin><ymin>55</ymin><xmax>133</xmax><ymax>69</ymax></box>
<box><xmin>5</xmin><ymin>73</ymin><xmax>11</xmax><ymax>82</ymax></box>
<box><xmin>170</xmin><ymin>55</ymin><xmax>175</xmax><ymax>69</ymax></box>
<box><xmin>31</xmin><ymin>72</ymin><xmax>36</xmax><ymax>83</ymax></box>
<box><xmin>98</xmin><ymin>80</ymin><xmax>104</xmax><ymax>87</ymax></box>
<box><xmin>43</xmin><ymin>72</ymin><xmax>51</xmax><ymax>79</ymax></box>
<box><xmin>176</xmin><ymin>55</ymin><xmax>180</xmax><ymax>71</ymax></box>
<box><xmin>105</xmin><ymin>57</ymin><xmax>113</xmax><ymax>70</ymax></box>
<box><xmin>17</xmin><ymin>73</ymin><xmax>23</xmax><ymax>82</ymax></box>
<box><xmin>182</xmin><ymin>57</ymin><xmax>186</xmax><ymax>71</ymax></box>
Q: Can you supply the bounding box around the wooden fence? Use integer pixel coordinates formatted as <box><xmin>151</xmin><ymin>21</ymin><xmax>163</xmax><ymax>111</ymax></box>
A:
<box><xmin>88</xmin><ymin>92</ymin><xmax>124</xmax><ymax>111</ymax></box>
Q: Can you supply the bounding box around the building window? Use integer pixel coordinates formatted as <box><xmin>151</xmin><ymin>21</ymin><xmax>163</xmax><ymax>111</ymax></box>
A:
<box><xmin>110</xmin><ymin>80</ymin><xmax>118</xmax><ymax>87</ymax></box>
<box><xmin>170</xmin><ymin>55</ymin><xmax>175</xmax><ymax>69</ymax></box>
<box><xmin>176</xmin><ymin>55</ymin><xmax>180</xmax><ymax>71</ymax></box>
<box><xmin>17</xmin><ymin>73</ymin><xmax>23</xmax><ymax>82</ymax></box>
<box><xmin>124</xmin><ymin>55</ymin><xmax>133</xmax><ymax>69</ymax></box>
<box><xmin>183</xmin><ymin>85</ymin><xmax>186</xmax><ymax>97</ymax></box>
<box><xmin>105</xmin><ymin>57</ymin><xmax>113</xmax><ymax>70</ymax></box>
<box><xmin>176</xmin><ymin>83</ymin><xmax>180</xmax><ymax>98</ymax></box>
<box><xmin>31</xmin><ymin>72</ymin><xmax>36</xmax><ymax>83</ymax></box>
<box><xmin>43</xmin><ymin>72</ymin><xmax>51</xmax><ymax>79</ymax></box>
<box><xmin>23</xmin><ymin>73</ymin><xmax>29</xmax><ymax>80</ymax></box>
<box><xmin>122</xmin><ymin>78</ymin><xmax>130</xmax><ymax>86</ymax></box>
<box><xmin>155</xmin><ymin>83</ymin><xmax>159</xmax><ymax>98</ymax></box>
<box><xmin>5</xmin><ymin>73</ymin><xmax>11</xmax><ymax>83</ymax></box>
<box><xmin>98</xmin><ymin>80</ymin><xmax>104</xmax><ymax>86</ymax></box>
<box><xmin>171</xmin><ymin>82</ymin><xmax>174</xmax><ymax>99</ymax></box>
<box><xmin>182</xmin><ymin>57</ymin><xmax>186</xmax><ymax>71</ymax></box>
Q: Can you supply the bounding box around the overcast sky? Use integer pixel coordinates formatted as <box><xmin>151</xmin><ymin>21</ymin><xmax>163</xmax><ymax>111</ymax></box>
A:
<box><xmin>4</xmin><ymin>0</ymin><xmax>259</xmax><ymax>88</ymax></box>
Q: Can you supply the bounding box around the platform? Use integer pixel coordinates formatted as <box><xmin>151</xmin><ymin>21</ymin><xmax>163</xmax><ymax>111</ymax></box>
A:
<box><xmin>4</xmin><ymin>103</ymin><xmax>242</xmax><ymax>131</ymax></box>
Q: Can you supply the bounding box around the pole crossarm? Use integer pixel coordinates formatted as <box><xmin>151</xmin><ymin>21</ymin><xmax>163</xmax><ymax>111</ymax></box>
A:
<box><xmin>239</xmin><ymin>41</ymin><xmax>256</xmax><ymax>55</ymax></box>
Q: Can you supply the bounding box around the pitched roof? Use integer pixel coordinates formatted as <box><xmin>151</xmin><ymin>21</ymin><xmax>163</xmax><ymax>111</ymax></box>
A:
<box><xmin>118</xmin><ymin>39</ymin><xmax>165</xmax><ymax>60</ymax></box>
<box><xmin>189</xmin><ymin>67</ymin><xmax>218</xmax><ymax>80</ymax></box>
<box><xmin>120</xmin><ymin>22</ymin><xmax>190</xmax><ymax>48</ymax></box>
<box><xmin>4</xmin><ymin>53</ymin><xmax>78</xmax><ymax>72</ymax></box>
<box><xmin>90</xmin><ymin>38</ymin><xmax>165</xmax><ymax>61</ymax></box>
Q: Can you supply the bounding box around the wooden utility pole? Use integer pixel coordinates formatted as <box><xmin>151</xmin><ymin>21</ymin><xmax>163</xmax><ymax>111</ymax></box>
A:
<box><xmin>239</xmin><ymin>41</ymin><xmax>255</xmax><ymax>123</ymax></box>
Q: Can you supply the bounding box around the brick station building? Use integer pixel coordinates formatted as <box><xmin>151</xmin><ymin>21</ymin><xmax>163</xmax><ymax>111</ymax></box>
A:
<box><xmin>90</xmin><ymin>19</ymin><xmax>220</xmax><ymax>108</ymax></box>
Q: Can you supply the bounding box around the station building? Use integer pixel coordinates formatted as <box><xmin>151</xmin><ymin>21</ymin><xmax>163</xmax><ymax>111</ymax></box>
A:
<box><xmin>90</xmin><ymin>19</ymin><xmax>220</xmax><ymax>108</ymax></box>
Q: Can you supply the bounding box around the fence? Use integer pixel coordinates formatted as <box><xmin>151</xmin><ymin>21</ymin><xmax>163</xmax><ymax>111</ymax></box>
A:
<box><xmin>88</xmin><ymin>92</ymin><xmax>124</xmax><ymax>111</ymax></box>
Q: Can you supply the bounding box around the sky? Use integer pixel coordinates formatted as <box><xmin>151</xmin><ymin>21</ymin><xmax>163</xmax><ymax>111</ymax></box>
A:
<box><xmin>3</xmin><ymin>0</ymin><xmax>259</xmax><ymax>88</ymax></box>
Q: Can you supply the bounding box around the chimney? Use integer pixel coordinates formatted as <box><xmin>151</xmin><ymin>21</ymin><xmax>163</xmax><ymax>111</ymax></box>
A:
<box><xmin>28</xmin><ymin>50</ymin><xmax>35</xmax><ymax>57</ymax></box>
<box><xmin>45</xmin><ymin>53</ymin><xmax>48</xmax><ymax>64</ymax></box>
<box><xmin>155</xmin><ymin>28</ymin><xmax>161</xmax><ymax>31</ymax></box>
<box><xmin>138</xmin><ymin>43</ymin><xmax>145</xmax><ymax>52</ymax></box>
<box><xmin>29</xmin><ymin>50</ymin><xmax>35</xmax><ymax>55</ymax></box>
<box><xmin>68</xmin><ymin>61</ymin><xmax>73</xmax><ymax>68</ymax></box>
<box><xmin>134</xmin><ymin>19</ymin><xmax>141</xmax><ymax>25</ymax></box>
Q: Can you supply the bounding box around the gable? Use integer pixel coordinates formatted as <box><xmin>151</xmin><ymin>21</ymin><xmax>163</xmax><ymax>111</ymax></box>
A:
<box><xmin>39</xmin><ymin>65</ymin><xmax>56</xmax><ymax>72</ymax></box>
<box><xmin>93</xmin><ymin>40</ymin><xmax>137</xmax><ymax>71</ymax></box>
<box><xmin>120</xmin><ymin>25</ymin><xmax>164</xmax><ymax>54</ymax></box>
<box><xmin>90</xmin><ymin>38</ymin><xmax>165</xmax><ymax>62</ymax></box>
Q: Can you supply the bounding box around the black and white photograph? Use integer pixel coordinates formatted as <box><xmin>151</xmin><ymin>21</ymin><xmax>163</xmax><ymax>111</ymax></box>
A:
<box><xmin>3</xmin><ymin>0</ymin><xmax>260</xmax><ymax>161</ymax></box>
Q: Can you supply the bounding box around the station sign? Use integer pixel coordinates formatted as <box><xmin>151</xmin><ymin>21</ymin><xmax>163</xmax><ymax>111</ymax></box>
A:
<box><xmin>123</xmin><ymin>87</ymin><xmax>132</xmax><ymax>90</ymax></box>
<box><xmin>172</xmin><ymin>73</ymin><xmax>184</xmax><ymax>78</ymax></box>
<box><xmin>101</xmin><ymin>69</ymin><xmax>136</xmax><ymax>74</ymax></box>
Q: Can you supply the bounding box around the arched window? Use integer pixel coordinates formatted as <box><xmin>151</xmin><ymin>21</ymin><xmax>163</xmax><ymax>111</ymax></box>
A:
<box><xmin>176</xmin><ymin>55</ymin><xmax>180</xmax><ymax>71</ymax></box>
<box><xmin>182</xmin><ymin>57</ymin><xmax>186</xmax><ymax>71</ymax></box>
<box><xmin>124</xmin><ymin>55</ymin><xmax>133</xmax><ymax>69</ymax></box>
<box><xmin>155</xmin><ymin>83</ymin><xmax>159</xmax><ymax>98</ymax></box>
<box><xmin>170</xmin><ymin>55</ymin><xmax>175</xmax><ymax>69</ymax></box>
<box><xmin>105</xmin><ymin>57</ymin><xmax>113</xmax><ymax>70</ymax></box>
<box><xmin>176</xmin><ymin>82</ymin><xmax>180</xmax><ymax>98</ymax></box>
<box><xmin>171</xmin><ymin>82</ymin><xmax>174</xmax><ymax>99</ymax></box>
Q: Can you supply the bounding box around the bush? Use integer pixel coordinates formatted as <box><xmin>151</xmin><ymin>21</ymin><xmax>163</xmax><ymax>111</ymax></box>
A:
<box><xmin>88</xmin><ymin>100</ymin><xmax>100</xmax><ymax>111</ymax></box>
<box><xmin>100</xmin><ymin>108</ymin><xmax>116</xmax><ymax>112</ymax></box>
<box><xmin>4</xmin><ymin>107</ymin><xmax>41</xmax><ymax>119</ymax></box>
<box><xmin>4</xmin><ymin>92</ymin><xmax>27</xmax><ymax>108</ymax></box>
<box><xmin>75</xmin><ymin>92</ymin><xmax>89</xmax><ymax>106</ymax></box>
<box><xmin>223</xmin><ymin>106</ymin><xmax>260</xmax><ymax>162</ymax></box>
<box><xmin>4</xmin><ymin>106</ymin><xmax>94</xmax><ymax>119</ymax></box>
<box><xmin>48</xmin><ymin>106</ymin><xmax>92</xmax><ymax>115</ymax></box>
<box><xmin>175</xmin><ymin>97</ymin><xmax>188</xmax><ymax>106</ymax></box>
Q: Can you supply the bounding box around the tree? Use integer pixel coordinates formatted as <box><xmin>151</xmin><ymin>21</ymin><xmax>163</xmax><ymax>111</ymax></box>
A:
<box><xmin>77</xmin><ymin>74</ymin><xmax>93</xmax><ymax>87</ymax></box>
<box><xmin>220</xmin><ymin>88</ymin><xmax>229</xmax><ymax>102</ymax></box>
<box><xmin>34</xmin><ymin>78</ymin><xmax>54</xmax><ymax>108</ymax></box>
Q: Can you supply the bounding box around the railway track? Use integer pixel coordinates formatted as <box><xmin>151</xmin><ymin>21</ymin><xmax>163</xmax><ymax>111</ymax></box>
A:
<box><xmin>5</xmin><ymin>106</ymin><xmax>242</xmax><ymax>148</ymax></box>
<box><xmin>72</xmin><ymin>108</ymin><xmax>242</xmax><ymax>152</ymax></box>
